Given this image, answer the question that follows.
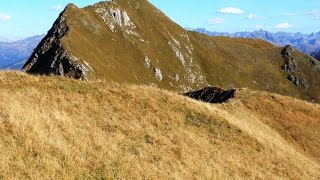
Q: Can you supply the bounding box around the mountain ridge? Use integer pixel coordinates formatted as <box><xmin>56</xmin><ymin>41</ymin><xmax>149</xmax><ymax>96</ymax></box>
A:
<box><xmin>194</xmin><ymin>28</ymin><xmax>320</xmax><ymax>60</ymax></box>
<box><xmin>22</xmin><ymin>0</ymin><xmax>320</xmax><ymax>102</ymax></box>
<box><xmin>0</xmin><ymin>35</ymin><xmax>44</xmax><ymax>69</ymax></box>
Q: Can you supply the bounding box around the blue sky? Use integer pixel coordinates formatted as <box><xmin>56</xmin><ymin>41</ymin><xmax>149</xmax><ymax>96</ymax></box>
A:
<box><xmin>0</xmin><ymin>0</ymin><xmax>320</xmax><ymax>40</ymax></box>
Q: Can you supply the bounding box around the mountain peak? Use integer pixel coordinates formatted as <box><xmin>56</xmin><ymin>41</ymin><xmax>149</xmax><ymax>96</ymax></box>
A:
<box><xmin>22</xmin><ymin>3</ymin><xmax>87</xmax><ymax>80</ymax></box>
<box><xmin>65</xmin><ymin>3</ymin><xmax>78</xmax><ymax>9</ymax></box>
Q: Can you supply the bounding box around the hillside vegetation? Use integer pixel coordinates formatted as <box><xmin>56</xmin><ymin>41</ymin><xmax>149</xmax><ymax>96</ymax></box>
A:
<box><xmin>0</xmin><ymin>71</ymin><xmax>319</xmax><ymax>179</ymax></box>
<box><xmin>23</xmin><ymin>0</ymin><xmax>320</xmax><ymax>102</ymax></box>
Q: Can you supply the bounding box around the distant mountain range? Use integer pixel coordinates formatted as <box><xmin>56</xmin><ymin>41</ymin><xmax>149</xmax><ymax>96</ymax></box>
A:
<box><xmin>0</xmin><ymin>35</ymin><xmax>44</xmax><ymax>69</ymax></box>
<box><xmin>193</xmin><ymin>28</ymin><xmax>320</xmax><ymax>59</ymax></box>
<box><xmin>0</xmin><ymin>36</ymin><xmax>13</xmax><ymax>42</ymax></box>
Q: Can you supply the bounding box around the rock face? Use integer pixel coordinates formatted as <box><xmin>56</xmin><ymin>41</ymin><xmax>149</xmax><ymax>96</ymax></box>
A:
<box><xmin>280</xmin><ymin>45</ymin><xmax>320</xmax><ymax>90</ymax></box>
<box><xmin>281</xmin><ymin>46</ymin><xmax>297</xmax><ymax>73</ymax></box>
<box><xmin>22</xmin><ymin>5</ymin><xmax>88</xmax><ymax>80</ymax></box>
<box><xmin>22</xmin><ymin>0</ymin><xmax>320</xmax><ymax>102</ymax></box>
<box><xmin>287</xmin><ymin>75</ymin><xmax>310</xmax><ymax>90</ymax></box>
<box><xmin>184</xmin><ymin>87</ymin><xmax>236</xmax><ymax>103</ymax></box>
<box><xmin>281</xmin><ymin>45</ymin><xmax>296</xmax><ymax>58</ymax></box>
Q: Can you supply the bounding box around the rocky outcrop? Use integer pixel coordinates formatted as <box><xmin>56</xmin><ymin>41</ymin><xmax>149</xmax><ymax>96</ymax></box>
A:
<box><xmin>287</xmin><ymin>75</ymin><xmax>310</xmax><ymax>90</ymax></box>
<box><xmin>281</xmin><ymin>45</ymin><xmax>296</xmax><ymax>58</ymax></box>
<box><xmin>281</xmin><ymin>45</ymin><xmax>310</xmax><ymax>89</ymax></box>
<box><xmin>184</xmin><ymin>87</ymin><xmax>236</xmax><ymax>103</ymax></box>
<box><xmin>281</xmin><ymin>46</ymin><xmax>297</xmax><ymax>73</ymax></box>
<box><xmin>22</xmin><ymin>5</ymin><xmax>88</xmax><ymax>80</ymax></box>
<box><xmin>282</xmin><ymin>63</ymin><xmax>296</xmax><ymax>73</ymax></box>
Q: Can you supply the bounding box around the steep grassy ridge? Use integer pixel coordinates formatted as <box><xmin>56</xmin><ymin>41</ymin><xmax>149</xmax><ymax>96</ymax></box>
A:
<box><xmin>0</xmin><ymin>71</ymin><xmax>319</xmax><ymax>179</ymax></box>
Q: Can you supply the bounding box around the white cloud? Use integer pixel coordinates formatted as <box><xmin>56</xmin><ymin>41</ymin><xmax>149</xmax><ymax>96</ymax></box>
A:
<box><xmin>275</xmin><ymin>22</ymin><xmax>293</xmax><ymax>29</ymax></box>
<box><xmin>217</xmin><ymin>7</ymin><xmax>244</xmax><ymax>14</ymax></box>
<box><xmin>306</xmin><ymin>10</ymin><xmax>320</xmax><ymax>20</ymax></box>
<box><xmin>0</xmin><ymin>13</ymin><xmax>11</xmax><ymax>21</ymax></box>
<box><xmin>208</xmin><ymin>18</ymin><xmax>224</xmax><ymax>24</ymax></box>
<box><xmin>247</xmin><ymin>13</ymin><xmax>257</xmax><ymax>20</ymax></box>
<box><xmin>51</xmin><ymin>4</ymin><xmax>64</xmax><ymax>11</ymax></box>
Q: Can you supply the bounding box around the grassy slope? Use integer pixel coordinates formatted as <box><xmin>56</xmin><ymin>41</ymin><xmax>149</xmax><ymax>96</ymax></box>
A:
<box><xmin>0</xmin><ymin>71</ymin><xmax>319</xmax><ymax>179</ymax></box>
<box><xmin>241</xmin><ymin>92</ymin><xmax>320</xmax><ymax>162</ymax></box>
<box><xmin>54</xmin><ymin>0</ymin><xmax>320</xmax><ymax>102</ymax></box>
<box><xmin>190</xmin><ymin>33</ymin><xmax>320</xmax><ymax>101</ymax></box>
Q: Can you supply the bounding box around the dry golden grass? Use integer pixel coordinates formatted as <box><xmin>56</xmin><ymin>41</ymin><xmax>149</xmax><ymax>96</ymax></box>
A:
<box><xmin>0</xmin><ymin>71</ymin><xmax>319</xmax><ymax>179</ymax></box>
<box><xmin>241</xmin><ymin>91</ymin><xmax>320</xmax><ymax>162</ymax></box>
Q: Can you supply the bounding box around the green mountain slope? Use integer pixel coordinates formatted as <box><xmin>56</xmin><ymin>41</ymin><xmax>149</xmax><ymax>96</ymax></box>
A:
<box><xmin>23</xmin><ymin>0</ymin><xmax>320</xmax><ymax>102</ymax></box>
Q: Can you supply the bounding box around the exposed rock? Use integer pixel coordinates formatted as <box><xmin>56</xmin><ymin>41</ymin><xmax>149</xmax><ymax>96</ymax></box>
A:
<box><xmin>281</xmin><ymin>45</ymin><xmax>297</xmax><ymax>73</ymax></box>
<box><xmin>22</xmin><ymin>5</ymin><xmax>88</xmax><ymax>80</ymax></box>
<box><xmin>154</xmin><ymin>68</ymin><xmax>163</xmax><ymax>81</ymax></box>
<box><xmin>302</xmin><ymin>57</ymin><xmax>320</xmax><ymax>72</ymax></box>
<box><xmin>287</xmin><ymin>75</ymin><xmax>310</xmax><ymax>90</ymax></box>
<box><xmin>280</xmin><ymin>45</ymin><xmax>311</xmax><ymax>89</ymax></box>
<box><xmin>282</xmin><ymin>63</ymin><xmax>296</xmax><ymax>73</ymax></box>
<box><xmin>281</xmin><ymin>45</ymin><xmax>296</xmax><ymax>58</ymax></box>
<box><xmin>184</xmin><ymin>87</ymin><xmax>236</xmax><ymax>103</ymax></box>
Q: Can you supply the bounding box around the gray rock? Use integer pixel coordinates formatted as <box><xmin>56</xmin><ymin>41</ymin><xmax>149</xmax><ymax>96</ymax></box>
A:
<box><xmin>287</xmin><ymin>75</ymin><xmax>310</xmax><ymax>90</ymax></box>
<box><xmin>281</xmin><ymin>45</ymin><xmax>296</xmax><ymax>58</ymax></box>
<box><xmin>184</xmin><ymin>87</ymin><xmax>236</xmax><ymax>103</ymax></box>
<box><xmin>22</xmin><ymin>6</ymin><xmax>87</xmax><ymax>80</ymax></box>
<box><xmin>282</xmin><ymin>63</ymin><xmax>296</xmax><ymax>73</ymax></box>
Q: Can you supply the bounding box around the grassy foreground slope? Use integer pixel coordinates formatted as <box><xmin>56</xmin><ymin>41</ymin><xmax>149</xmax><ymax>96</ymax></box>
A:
<box><xmin>0</xmin><ymin>71</ymin><xmax>319</xmax><ymax>179</ymax></box>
